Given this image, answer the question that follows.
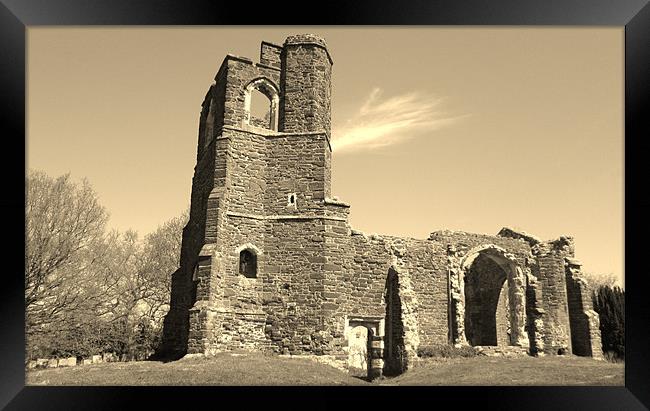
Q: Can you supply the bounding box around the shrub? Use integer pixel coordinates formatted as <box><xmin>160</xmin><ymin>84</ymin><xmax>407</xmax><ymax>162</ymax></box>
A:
<box><xmin>417</xmin><ymin>344</ymin><xmax>478</xmax><ymax>358</ymax></box>
<box><xmin>603</xmin><ymin>351</ymin><xmax>624</xmax><ymax>363</ymax></box>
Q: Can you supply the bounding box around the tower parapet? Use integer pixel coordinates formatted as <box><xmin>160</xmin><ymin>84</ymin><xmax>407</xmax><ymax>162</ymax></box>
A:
<box><xmin>280</xmin><ymin>34</ymin><xmax>333</xmax><ymax>135</ymax></box>
<box><xmin>260</xmin><ymin>41</ymin><xmax>282</xmax><ymax>69</ymax></box>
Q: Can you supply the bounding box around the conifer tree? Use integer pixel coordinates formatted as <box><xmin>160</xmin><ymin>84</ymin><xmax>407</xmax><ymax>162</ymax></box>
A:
<box><xmin>592</xmin><ymin>285</ymin><xmax>625</xmax><ymax>360</ymax></box>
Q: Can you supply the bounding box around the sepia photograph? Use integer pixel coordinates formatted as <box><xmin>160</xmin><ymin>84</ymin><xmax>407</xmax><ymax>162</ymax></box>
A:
<box><xmin>25</xmin><ymin>26</ymin><xmax>625</xmax><ymax>387</ymax></box>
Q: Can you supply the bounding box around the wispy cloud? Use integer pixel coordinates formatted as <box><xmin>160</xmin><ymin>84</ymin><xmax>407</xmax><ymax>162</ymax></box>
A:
<box><xmin>331</xmin><ymin>88</ymin><xmax>464</xmax><ymax>153</ymax></box>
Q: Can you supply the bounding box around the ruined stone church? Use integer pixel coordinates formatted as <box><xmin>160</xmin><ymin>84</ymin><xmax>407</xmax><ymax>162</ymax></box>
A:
<box><xmin>159</xmin><ymin>34</ymin><xmax>603</xmax><ymax>377</ymax></box>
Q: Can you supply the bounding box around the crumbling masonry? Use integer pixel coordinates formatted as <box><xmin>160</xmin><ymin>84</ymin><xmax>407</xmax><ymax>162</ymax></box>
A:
<box><xmin>159</xmin><ymin>34</ymin><xmax>603</xmax><ymax>377</ymax></box>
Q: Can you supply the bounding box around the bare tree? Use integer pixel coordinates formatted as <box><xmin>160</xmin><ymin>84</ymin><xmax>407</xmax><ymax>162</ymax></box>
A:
<box><xmin>137</xmin><ymin>209</ymin><xmax>188</xmax><ymax>323</ymax></box>
<box><xmin>581</xmin><ymin>272</ymin><xmax>621</xmax><ymax>293</ymax></box>
<box><xmin>26</xmin><ymin>170</ymin><xmax>109</xmax><ymax>333</ymax></box>
<box><xmin>89</xmin><ymin>211</ymin><xmax>187</xmax><ymax>359</ymax></box>
<box><xmin>26</xmin><ymin>170</ymin><xmax>187</xmax><ymax>359</ymax></box>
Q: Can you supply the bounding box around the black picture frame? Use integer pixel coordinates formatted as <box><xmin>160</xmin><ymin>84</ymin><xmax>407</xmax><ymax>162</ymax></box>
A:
<box><xmin>2</xmin><ymin>0</ymin><xmax>648</xmax><ymax>409</ymax></box>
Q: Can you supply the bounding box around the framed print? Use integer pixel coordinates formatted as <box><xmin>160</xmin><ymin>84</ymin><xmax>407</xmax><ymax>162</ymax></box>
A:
<box><xmin>3</xmin><ymin>0</ymin><xmax>648</xmax><ymax>409</ymax></box>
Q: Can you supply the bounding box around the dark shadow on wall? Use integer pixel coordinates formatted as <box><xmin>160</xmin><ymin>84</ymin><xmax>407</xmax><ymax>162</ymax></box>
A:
<box><xmin>383</xmin><ymin>268</ymin><xmax>407</xmax><ymax>376</ymax></box>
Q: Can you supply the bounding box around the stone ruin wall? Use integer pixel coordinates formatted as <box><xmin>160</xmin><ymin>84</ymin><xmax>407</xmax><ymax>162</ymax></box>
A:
<box><xmin>431</xmin><ymin>230</ymin><xmax>532</xmax><ymax>348</ymax></box>
<box><xmin>565</xmin><ymin>258</ymin><xmax>604</xmax><ymax>359</ymax></box>
<box><xmin>159</xmin><ymin>34</ymin><xmax>604</xmax><ymax>368</ymax></box>
<box><xmin>529</xmin><ymin>236</ymin><xmax>577</xmax><ymax>355</ymax></box>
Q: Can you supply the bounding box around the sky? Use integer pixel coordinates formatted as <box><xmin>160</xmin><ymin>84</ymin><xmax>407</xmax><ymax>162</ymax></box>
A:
<box><xmin>27</xmin><ymin>27</ymin><xmax>624</xmax><ymax>286</ymax></box>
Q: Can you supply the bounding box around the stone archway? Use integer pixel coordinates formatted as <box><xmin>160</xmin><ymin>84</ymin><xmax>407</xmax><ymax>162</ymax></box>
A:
<box><xmin>463</xmin><ymin>254</ymin><xmax>510</xmax><ymax>345</ymax></box>
<box><xmin>458</xmin><ymin>245</ymin><xmax>528</xmax><ymax>348</ymax></box>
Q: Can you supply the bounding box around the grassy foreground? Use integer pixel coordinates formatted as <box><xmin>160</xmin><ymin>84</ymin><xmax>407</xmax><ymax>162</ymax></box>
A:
<box><xmin>26</xmin><ymin>352</ymin><xmax>623</xmax><ymax>386</ymax></box>
<box><xmin>392</xmin><ymin>356</ymin><xmax>624</xmax><ymax>386</ymax></box>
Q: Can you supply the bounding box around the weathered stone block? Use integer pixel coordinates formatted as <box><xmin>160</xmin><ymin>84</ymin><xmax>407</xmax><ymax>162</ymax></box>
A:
<box><xmin>58</xmin><ymin>357</ymin><xmax>77</xmax><ymax>367</ymax></box>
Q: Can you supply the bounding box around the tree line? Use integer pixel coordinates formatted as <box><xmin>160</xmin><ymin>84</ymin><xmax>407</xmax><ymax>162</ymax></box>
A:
<box><xmin>26</xmin><ymin>170</ymin><xmax>187</xmax><ymax>361</ymax></box>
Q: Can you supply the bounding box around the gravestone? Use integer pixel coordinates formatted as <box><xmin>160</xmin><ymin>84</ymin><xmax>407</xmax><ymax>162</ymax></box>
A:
<box><xmin>347</xmin><ymin>326</ymin><xmax>369</xmax><ymax>377</ymax></box>
<box><xmin>58</xmin><ymin>357</ymin><xmax>77</xmax><ymax>367</ymax></box>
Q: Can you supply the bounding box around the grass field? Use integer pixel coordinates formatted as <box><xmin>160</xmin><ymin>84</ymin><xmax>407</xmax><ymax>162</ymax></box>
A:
<box><xmin>26</xmin><ymin>352</ymin><xmax>624</xmax><ymax>386</ymax></box>
<box><xmin>390</xmin><ymin>356</ymin><xmax>624</xmax><ymax>386</ymax></box>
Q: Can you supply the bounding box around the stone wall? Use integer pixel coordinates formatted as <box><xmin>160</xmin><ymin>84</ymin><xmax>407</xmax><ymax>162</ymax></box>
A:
<box><xmin>530</xmin><ymin>237</ymin><xmax>574</xmax><ymax>355</ymax></box>
<box><xmin>565</xmin><ymin>258</ymin><xmax>603</xmax><ymax>359</ymax></box>
<box><xmin>222</xmin><ymin>55</ymin><xmax>281</xmax><ymax>129</ymax></box>
<box><xmin>226</xmin><ymin>129</ymin><xmax>268</xmax><ymax>215</ymax></box>
<box><xmin>321</xmin><ymin>232</ymin><xmax>448</xmax><ymax>365</ymax></box>
<box><xmin>398</xmin><ymin>238</ymin><xmax>447</xmax><ymax>348</ymax></box>
<box><xmin>263</xmin><ymin>218</ymin><xmax>329</xmax><ymax>355</ymax></box>
<box><xmin>265</xmin><ymin>133</ymin><xmax>331</xmax><ymax>214</ymax></box>
<box><xmin>260</xmin><ymin>42</ymin><xmax>282</xmax><ymax>69</ymax></box>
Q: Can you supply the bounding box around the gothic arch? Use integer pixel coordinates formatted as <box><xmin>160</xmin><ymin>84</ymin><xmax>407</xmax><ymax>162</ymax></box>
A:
<box><xmin>458</xmin><ymin>244</ymin><xmax>528</xmax><ymax>348</ymax></box>
<box><xmin>243</xmin><ymin>77</ymin><xmax>279</xmax><ymax>131</ymax></box>
<box><xmin>460</xmin><ymin>244</ymin><xmax>516</xmax><ymax>271</ymax></box>
<box><xmin>234</xmin><ymin>242</ymin><xmax>263</xmax><ymax>256</ymax></box>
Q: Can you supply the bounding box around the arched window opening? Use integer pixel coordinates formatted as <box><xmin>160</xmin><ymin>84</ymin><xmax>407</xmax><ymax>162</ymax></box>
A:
<box><xmin>244</xmin><ymin>78</ymin><xmax>279</xmax><ymax>131</ymax></box>
<box><xmin>239</xmin><ymin>249</ymin><xmax>257</xmax><ymax>278</ymax></box>
<box><xmin>249</xmin><ymin>88</ymin><xmax>272</xmax><ymax>129</ymax></box>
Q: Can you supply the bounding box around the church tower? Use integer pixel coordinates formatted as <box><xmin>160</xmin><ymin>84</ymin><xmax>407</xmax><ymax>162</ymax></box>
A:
<box><xmin>159</xmin><ymin>34</ymin><xmax>351</xmax><ymax>358</ymax></box>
